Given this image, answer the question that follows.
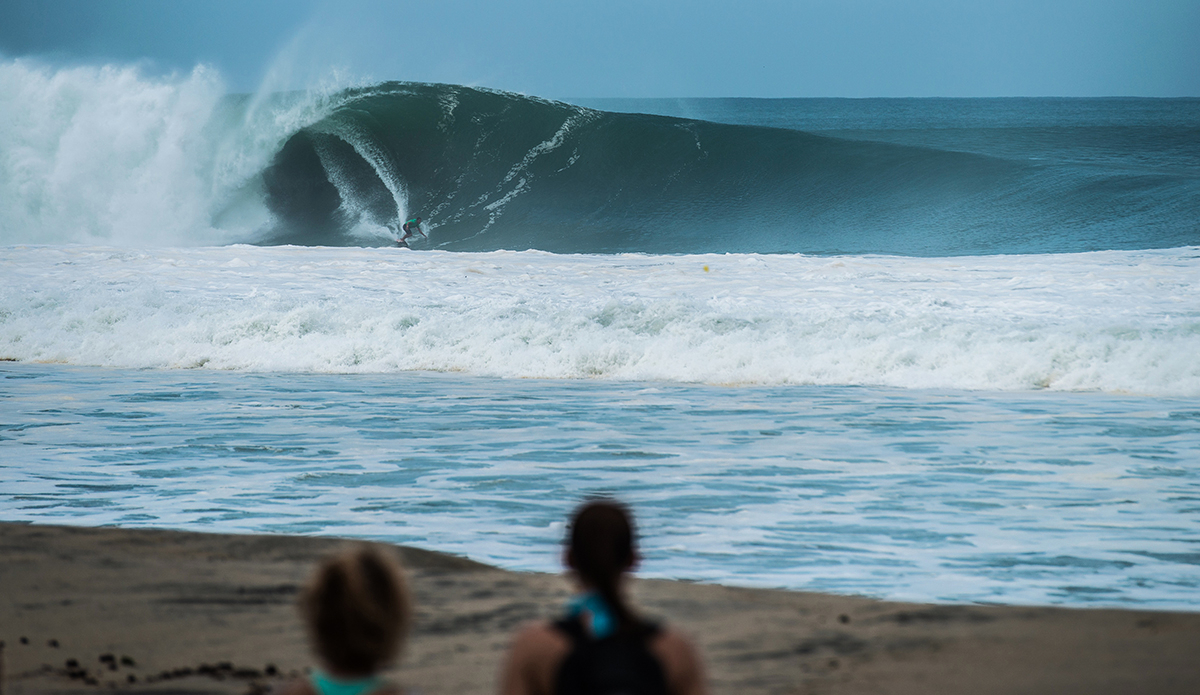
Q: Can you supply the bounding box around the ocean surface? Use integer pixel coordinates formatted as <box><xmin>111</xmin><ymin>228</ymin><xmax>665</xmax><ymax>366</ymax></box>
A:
<box><xmin>2</xmin><ymin>60</ymin><xmax>1199</xmax><ymax>609</ymax></box>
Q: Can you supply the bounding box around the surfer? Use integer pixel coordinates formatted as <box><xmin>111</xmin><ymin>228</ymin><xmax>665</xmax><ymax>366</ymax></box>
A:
<box><xmin>397</xmin><ymin>216</ymin><xmax>427</xmax><ymax>246</ymax></box>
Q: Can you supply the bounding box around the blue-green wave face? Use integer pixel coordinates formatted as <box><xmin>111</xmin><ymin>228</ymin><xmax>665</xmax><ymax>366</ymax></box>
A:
<box><xmin>257</xmin><ymin>83</ymin><xmax>1199</xmax><ymax>255</ymax></box>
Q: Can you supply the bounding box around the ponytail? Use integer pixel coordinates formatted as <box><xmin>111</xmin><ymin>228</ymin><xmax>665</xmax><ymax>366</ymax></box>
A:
<box><xmin>566</xmin><ymin>499</ymin><xmax>642</xmax><ymax>635</ymax></box>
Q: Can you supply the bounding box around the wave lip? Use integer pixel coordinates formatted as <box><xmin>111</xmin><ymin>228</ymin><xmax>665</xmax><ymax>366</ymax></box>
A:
<box><xmin>3</xmin><ymin>245</ymin><xmax>1198</xmax><ymax>397</ymax></box>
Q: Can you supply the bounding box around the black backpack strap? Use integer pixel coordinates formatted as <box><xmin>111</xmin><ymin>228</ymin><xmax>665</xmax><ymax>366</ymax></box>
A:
<box><xmin>552</xmin><ymin>616</ymin><xmax>668</xmax><ymax>695</ymax></box>
<box><xmin>553</xmin><ymin>614</ymin><xmax>589</xmax><ymax>643</ymax></box>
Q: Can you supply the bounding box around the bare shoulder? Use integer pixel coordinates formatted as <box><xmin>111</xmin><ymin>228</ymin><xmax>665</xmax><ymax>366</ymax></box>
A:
<box><xmin>511</xmin><ymin>620</ymin><xmax>571</xmax><ymax>656</ymax></box>
<box><xmin>650</xmin><ymin>627</ymin><xmax>707</xmax><ymax>695</ymax></box>
<box><xmin>500</xmin><ymin>621</ymin><xmax>571</xmax><ymax>695</ymax></box>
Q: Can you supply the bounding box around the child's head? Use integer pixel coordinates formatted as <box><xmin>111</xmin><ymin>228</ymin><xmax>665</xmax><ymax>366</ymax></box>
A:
<box><xmin>301</xmin><ymin>546</ymin><xmax>412</xmax><ymax>677</ymax></box>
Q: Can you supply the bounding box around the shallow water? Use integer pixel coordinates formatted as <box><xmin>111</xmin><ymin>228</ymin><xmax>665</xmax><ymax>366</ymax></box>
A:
<box><xmin>3</xmin><ymin>362</ymin><xmax>1198</xmax><ymax>609</ymax></box>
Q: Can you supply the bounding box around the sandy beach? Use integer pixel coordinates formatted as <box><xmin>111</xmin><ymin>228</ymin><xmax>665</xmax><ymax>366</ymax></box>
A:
<box><xmin>2</xmin><ymin>523</ymin><xmax>1198</xmax><ymax>695</ymax></box>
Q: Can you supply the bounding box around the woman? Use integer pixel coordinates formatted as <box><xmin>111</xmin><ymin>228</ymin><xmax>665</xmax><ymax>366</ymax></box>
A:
<box><xmin>279</xmin><ymin>545</ymin><xmax>413</xmax><ymax>695</ymax></box>
<box><xmin>500</xmin><ymin>500</ymin><xmax>706</xmax><ymax>695</ymax></box>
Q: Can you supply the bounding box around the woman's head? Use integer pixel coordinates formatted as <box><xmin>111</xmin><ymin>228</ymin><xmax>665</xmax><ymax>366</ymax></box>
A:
<box><xmin>566</xmin><ymin>499</ymin><xmax>638</xmax><ymax>582</ymax></box>
<box><xmin>301</xmin><ymin>546</ymin><xmax>412</xmax><ymax>677</ymax></box>
<box><xmin>565</xmin><ymin>499</ymin><xmax>641</xmax><ymax>631</ymax></box>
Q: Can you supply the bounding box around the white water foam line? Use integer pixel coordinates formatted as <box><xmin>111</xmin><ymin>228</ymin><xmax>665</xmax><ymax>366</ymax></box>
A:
<box><xmin>2</xmin><ymin>245</ymin><xmax>1198</xmax><ymax>396</ymax></box>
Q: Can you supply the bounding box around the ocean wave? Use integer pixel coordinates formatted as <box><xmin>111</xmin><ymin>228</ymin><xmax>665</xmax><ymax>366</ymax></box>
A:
<box><xmin>3</xmin><ymin>59</ymin><xmax>1196</xmax><ymax>255</ymax></box>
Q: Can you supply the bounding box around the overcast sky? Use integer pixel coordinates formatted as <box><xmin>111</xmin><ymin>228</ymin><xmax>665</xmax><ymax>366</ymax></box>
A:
<box><xmin>2</xmin><ymin>0</ymin><xmax>1197</xmax><ymax>98</ymax></box>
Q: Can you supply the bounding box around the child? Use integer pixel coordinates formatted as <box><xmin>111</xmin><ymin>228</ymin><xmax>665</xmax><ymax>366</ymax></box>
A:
<box><xmin>280</xmin><ymin>546</ymin><xmax>413</xmax><ymax>695</ymax></box>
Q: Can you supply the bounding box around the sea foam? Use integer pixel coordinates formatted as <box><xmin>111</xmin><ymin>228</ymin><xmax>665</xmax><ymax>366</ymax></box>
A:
<box><xmin>2</xmin><ymin>244</ymin><xmax>1197</xmax><ymax>396</ymax></box>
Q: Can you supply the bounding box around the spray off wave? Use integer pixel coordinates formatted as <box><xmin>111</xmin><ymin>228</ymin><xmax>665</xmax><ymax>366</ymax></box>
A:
<box><xmin>0</xmin><ymin>59</ymin><xmax>355</xmax><ymax>246</ymax></box>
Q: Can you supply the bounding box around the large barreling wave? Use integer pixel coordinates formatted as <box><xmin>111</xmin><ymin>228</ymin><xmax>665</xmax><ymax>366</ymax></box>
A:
<box><xmin>1</xmin><ymin>60</ymin><xmax>1197</xmax><ymax>255</ymax></box>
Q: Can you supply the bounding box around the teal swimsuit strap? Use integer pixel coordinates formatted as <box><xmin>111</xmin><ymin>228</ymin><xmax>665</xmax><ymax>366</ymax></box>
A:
<box><xmin>310</xmin><ymin>669</ymin><xmax>384</xmax><ymax>695</ymax></box>
<box><xmin>566</xmin><ymin>591</ymin><xmax>616</xmax><ymax>639</ymax></box>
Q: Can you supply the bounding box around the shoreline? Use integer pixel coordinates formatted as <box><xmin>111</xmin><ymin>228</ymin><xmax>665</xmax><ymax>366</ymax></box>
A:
<box><xmin>2</xmin><ymin>523</ymin><xmax>1199</xmax><ymax>695</ymax></box>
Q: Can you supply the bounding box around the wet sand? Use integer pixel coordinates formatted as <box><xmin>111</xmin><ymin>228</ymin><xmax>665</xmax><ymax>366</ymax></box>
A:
<box><xmin>1</xmin><ymin>523</ymin><xmax>1198</xmax><ymax>695</ymax></box>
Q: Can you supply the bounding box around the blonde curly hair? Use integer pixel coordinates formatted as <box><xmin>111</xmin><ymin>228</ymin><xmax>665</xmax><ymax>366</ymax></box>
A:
<box><xmin>300</xmin><ymin>545</ymin><xmax>413</xmax><ymax>676</ymax></box>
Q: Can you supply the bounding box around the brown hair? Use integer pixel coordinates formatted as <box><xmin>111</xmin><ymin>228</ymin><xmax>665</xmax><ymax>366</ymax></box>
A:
<box><xmin>566</xmin><ymin>499</ymin><xmax>643</xmax><ymax>634</ymax></box>
<box><xmin>300</xmin><ymin>545</ymin><xmax>413</xmax><ymax>677</ymax></box>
